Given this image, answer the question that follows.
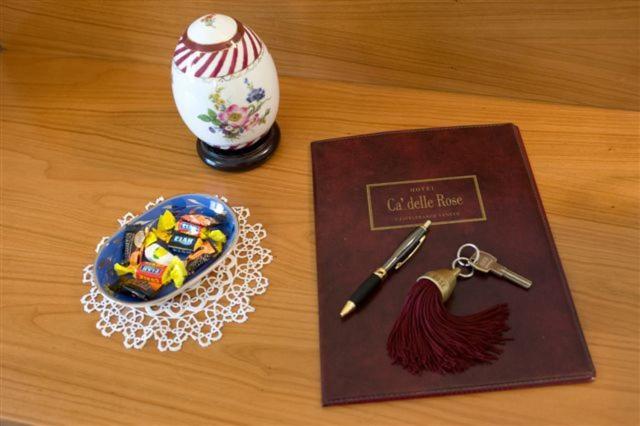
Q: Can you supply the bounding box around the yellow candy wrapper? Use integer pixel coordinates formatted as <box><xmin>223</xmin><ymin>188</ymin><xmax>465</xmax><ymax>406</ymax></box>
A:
<box><xmin>157</xmin><ymin>210</ymin><xmax>176</xmax><ymax>232</ymax></box>
<box><xmin>169</xmin><ymin>257</ymin><xmax>188</xmax><ymax>288</ymax></box>
<box><xmin>143</xmin><ymin>231</ymin><xmax>158</xmax><ymax>247</ymax></box>
<box><xmin>154</xmin><ymin>229</ymin><xmax>172</xmax><ymax>243</ymax></box>
<box><xmin>146</xmin><ymin>210</ymin><xmax>176</xmax><ymax>243</ymax></box>
<box><xmin>114</xmin><ymin>262</ymin><xmax>137</xmax><ymax>276</ymax></box>
<box><xmin>200</xmin><ymin>229</ymin><xmax>227</xmax><ymax>252</ymax></box>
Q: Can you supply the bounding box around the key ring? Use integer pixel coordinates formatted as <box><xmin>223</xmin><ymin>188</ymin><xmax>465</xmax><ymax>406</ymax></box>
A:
<box><xmin>457</xmin><ymin>243</ymin><xmax>480</xmax><ymax>264</ymax></box>
<box><xmin>451</xmin><ymin>256</ymin><xmax>474</xmax><ymax>278</ymax></box>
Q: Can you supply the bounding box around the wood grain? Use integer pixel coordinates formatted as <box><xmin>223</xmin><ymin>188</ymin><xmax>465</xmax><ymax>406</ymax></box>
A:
<box><xmin>1</xmin><ymin>0</ymin><xmax>639</xmax><ymax>110</ymax></box>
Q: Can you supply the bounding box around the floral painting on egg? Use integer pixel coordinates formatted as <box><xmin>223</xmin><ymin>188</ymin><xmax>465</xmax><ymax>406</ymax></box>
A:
<box><xmin>197</xmin><ymin>78</ymin><xmax>271</xmax><ymax>140</ymax></box>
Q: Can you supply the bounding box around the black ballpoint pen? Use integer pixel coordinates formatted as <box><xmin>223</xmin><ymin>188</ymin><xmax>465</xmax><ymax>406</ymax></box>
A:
<box><xmin>339</xmin><ymin>219</ymin><xmax>431</xmax><ymax>318</ymax></box>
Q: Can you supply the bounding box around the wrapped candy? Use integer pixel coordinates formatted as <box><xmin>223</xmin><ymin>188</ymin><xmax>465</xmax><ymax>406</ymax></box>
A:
<box><xmin>111</xmin><ymin>207</ymin><xmax>227</xmax><ymax>300</ymax></box>
<box><xmin>142</xmin><ymin>229</ymin><xmax>177</xmax><ymax>266</ymax></box>
<box><xmin>186</xmin><ymin>252</ymin><xmax>215</xmax><ymax>275</ymax></box>
<box><xmin>114</xmin><ymin>258</ymin><xmax>187</xmax><ymax>288</ymax></box>
<box><xmin>128</xmin><ymin>248</ymin><xmax>143</xmax><ymax>266</ymax></box>
<box><xmin>114</xmin><ymin>262</ymin><xmax>137</xmax><ymax>277</ymax></box>
<box><xmin>186</xmin><ymin>240</ymin><xmax>219</xmax><ymax>274</ymax></box>
<box><xmin>135</xmin><ymin>262</ymin><xmax>169</xmax><ymax>287</ymax></box>
<box><xmin>187</xmin><ymin>240</ymin><xmax>216</xmax><ymax>261</ymax></box>
<box><xmin>110</xmin><ymin>276</ymin><xmax>160</xmax><ymax>300</ymax></box>
<box><xmin>168</xmin><ymin>232</ymin><xmax>199</xmax><ymax>253</ymax></box>
<box><xmin>123</xmin><ymin>221</ymin><xmax>150</xmax><ymax>263</ymax></box>
<box><xmin>201</xmin><ymin>229</ymin><xmax>227</xmax><ymax>252</ymax></box>
<box><xmin>157</xmin><ymin>210</ymin><xmax>177</xmax><ymax>231</ymax></box>
<box><xmin>151</xmin><ymin>210</ymin><xmax>177</xmax><ymax>242</ymax></box>
<box><xmin>181</xmin><ymin>214</ymin><xmax>218</xmax><ymax>227</ymax></box>
<box><xmin>167</xmin><ymin>258</ymin><xmax>188</xmax><ymax>288</ymax></box>
<box><xmin>176</xmin><ymin>219</ymin><xmax>203</xmax><ymax>237</ymax></box>
<box><xmin>144</xmin><ymin>242</ymin><xmax>176</xmax><ymax>266</ymax></box>
<box><xmin>136</xmin><ymin>259</ymin><xmax>187</xmax><ymax>288</ymax></box>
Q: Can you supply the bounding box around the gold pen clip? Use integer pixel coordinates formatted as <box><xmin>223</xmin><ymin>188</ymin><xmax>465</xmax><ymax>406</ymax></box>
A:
<box><xmin>394</xmin><ymin>235</ymin><xmax>426</xmax><ymax>270</ymax></box>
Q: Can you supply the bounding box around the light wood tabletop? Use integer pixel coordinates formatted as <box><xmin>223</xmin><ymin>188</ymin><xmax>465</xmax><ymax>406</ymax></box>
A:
<box><xmin>1</xmin><ymin>3</ymin><xmax>639</xmax><ymax>426</ymax></box>
<box><xmin>3</xmin><ymin>0</ymin><xmax>638</xmax><ymax>110</ymax></box>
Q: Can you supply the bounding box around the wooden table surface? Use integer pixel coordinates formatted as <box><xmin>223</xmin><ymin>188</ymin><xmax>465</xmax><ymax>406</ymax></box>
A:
<box><xmin>2</xmin><ymin>45</ymin><xmax>639</xmax><ymax>424</ymax></box>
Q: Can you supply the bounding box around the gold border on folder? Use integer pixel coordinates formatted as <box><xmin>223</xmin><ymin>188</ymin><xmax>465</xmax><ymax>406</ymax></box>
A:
<box><xmin>366</xmin><ymin>175</ymin><xmax>487</xmax><ymax>231</ymax></box>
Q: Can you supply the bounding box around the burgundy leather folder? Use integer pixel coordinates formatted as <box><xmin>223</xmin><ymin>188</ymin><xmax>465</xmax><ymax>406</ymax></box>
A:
<box><xmin>311</xmin><ymin>124</ymin><xmax>595</xmax><ymax>406</ymax></box>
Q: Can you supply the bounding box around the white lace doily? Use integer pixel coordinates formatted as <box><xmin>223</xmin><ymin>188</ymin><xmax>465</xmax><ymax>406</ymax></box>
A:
<box><xmin>81</xmin><ymin>196</ymin><xmax>272</xmax><ymax>352</ymax></box>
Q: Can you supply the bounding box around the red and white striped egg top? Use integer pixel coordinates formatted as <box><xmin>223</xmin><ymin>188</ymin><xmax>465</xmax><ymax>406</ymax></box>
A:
<box><xmin>173</xmin><ymin>14</ymin><xmax>264</xmax><ymax>79</ymax></box>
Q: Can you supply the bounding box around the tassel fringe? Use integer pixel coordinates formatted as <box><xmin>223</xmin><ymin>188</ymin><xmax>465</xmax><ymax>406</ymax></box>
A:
<box><xmin>387</xmin><ymin>278</ymin><xmax>510</xmax><ymax>375</ymax></box>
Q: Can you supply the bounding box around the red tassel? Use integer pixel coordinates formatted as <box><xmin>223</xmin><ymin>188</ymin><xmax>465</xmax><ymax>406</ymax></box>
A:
<box><xmin>387</xmin><ymin>277</ymin><xmax>510</xmax><ymax>375</ymax></box>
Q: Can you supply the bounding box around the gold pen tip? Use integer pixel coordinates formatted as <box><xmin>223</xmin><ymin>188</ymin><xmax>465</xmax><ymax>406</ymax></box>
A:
<box><xmin>340</xmin><ymin>301</ymin><xmax>356</xmax><ymax>318</ymax></box>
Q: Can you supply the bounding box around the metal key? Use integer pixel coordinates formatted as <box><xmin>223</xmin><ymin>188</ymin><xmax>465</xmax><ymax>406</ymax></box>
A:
<box><xmin>471</xmin><ymin>250</ymin><xmax>532</xmax><ymax>289</ymax></box>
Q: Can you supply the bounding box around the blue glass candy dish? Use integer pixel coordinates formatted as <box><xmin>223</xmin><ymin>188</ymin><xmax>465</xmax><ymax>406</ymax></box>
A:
<box><xmin>93</xmin><ymin>194</ymin><xmax>239</xmax><ymax>307</ymax></box>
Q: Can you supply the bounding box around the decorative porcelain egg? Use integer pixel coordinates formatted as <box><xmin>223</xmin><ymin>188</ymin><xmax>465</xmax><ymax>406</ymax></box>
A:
<box><xmin>172</xmin><ymin>14</ymin><xmax>280</xmax><ymax>170</ymax></box>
